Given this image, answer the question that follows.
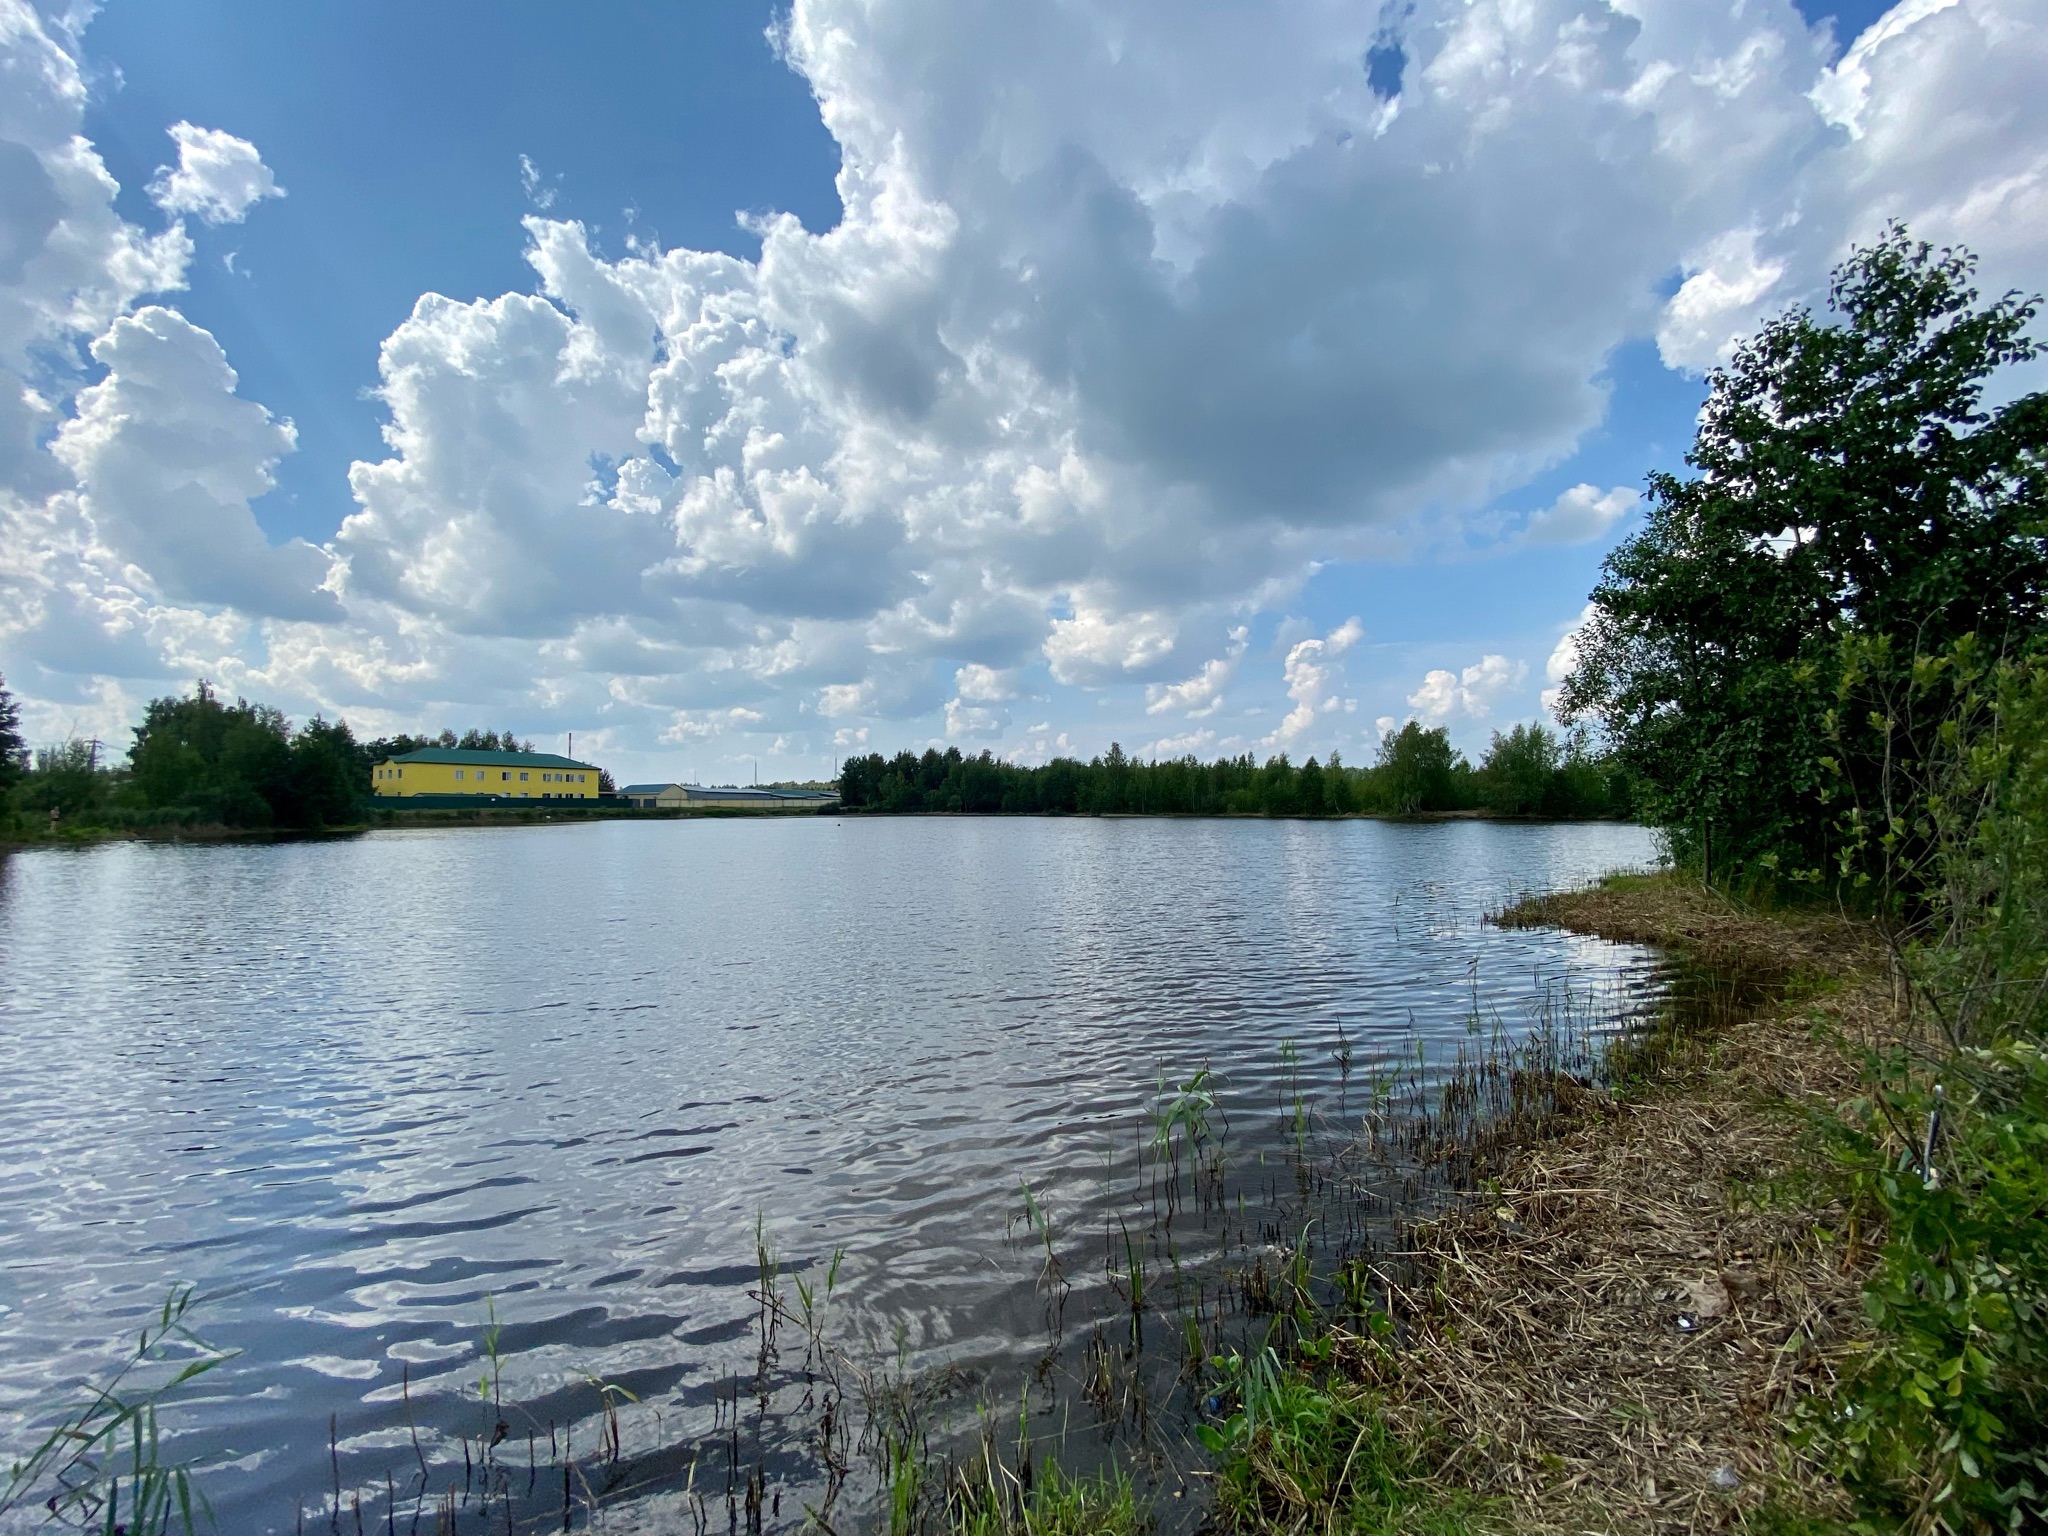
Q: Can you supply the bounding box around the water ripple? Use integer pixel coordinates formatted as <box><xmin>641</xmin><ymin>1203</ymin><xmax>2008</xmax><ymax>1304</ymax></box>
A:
<box><xmin>0</xmin><ymin>816</ymin><xmax>1658</xmax><ymax>1532</ymax></box>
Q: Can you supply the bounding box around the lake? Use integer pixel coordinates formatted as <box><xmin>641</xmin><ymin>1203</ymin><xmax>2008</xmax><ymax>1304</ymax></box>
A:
<box><xmin>0</xmin><ymin>816</ymin><xmax>1662</xmax><ymax>1532</ymax></box>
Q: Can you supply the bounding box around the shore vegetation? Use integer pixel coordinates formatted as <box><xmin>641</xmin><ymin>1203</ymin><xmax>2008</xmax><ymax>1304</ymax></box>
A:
<box><xmin>837</xmin><ymin>720</ymin><xmax>1633</xmax><ymax>818</ymax></box>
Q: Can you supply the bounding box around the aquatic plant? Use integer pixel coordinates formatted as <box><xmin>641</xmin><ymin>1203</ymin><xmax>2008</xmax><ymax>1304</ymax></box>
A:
<box><xmin>0</xmin><ymin>1285</ymin><xmax>235</xmax><ymax>1536</ymax></box>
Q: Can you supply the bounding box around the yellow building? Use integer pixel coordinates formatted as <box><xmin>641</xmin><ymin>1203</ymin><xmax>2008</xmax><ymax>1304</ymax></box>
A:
<box><xmin>371</xmin><ymin>748</ymin><xmax>603</xmax><ymax>800</ymax></box>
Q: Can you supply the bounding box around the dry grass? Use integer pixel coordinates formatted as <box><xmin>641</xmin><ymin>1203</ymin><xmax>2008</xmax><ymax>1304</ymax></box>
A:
<box><xmin>1345</xmin><ymin>874</ymin><xmax>1900</xmax><ymax>1534</ymax></box>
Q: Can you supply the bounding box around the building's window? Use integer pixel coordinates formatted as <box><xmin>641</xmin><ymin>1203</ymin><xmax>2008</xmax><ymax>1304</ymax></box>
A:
<box><xmin>519</xmin><ymin>771</ymin><xmax>528</xmax><ymax>781</ymax></box>
<box><xmin>501</xmin><ymin>771</ymin><xmax>510</xmax><ymax>781</ymax></box>
<box><xmin>455</xmin><ymin>769</ymin><xmax>464</xmax><ymax>780</ymax></box>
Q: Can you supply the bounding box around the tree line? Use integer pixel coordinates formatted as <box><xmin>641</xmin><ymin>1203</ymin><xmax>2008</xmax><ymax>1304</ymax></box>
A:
<box><xmin>0</xmin><ymin>681</ymin><xmax>590</xmax><ymax>833</ymax></box>
<box><xmin>837</xmin><ymin>720</ymin><xmax>1632</xmax><ymax>818</ymax></box>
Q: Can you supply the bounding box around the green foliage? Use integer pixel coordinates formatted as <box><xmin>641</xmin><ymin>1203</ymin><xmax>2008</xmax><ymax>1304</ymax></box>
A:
<box><xmin>1154</xmin><ymin>1066</ymin><xmax>1217</xmax><ymax>1156</ymax></box>
<box><xmin>1819</xmin><ymin>1041</ymin><xmax>2048</xmax><ymax>1532</ymax></box>
<box><xmin>0</xmin><ymin>672</ymin><xmax>24</xmax><ymax>794</ymax></box>
<box><xmin>1561</xmin><ymin>227</ymin><xmax>2047</xmax><ymax>887</ymax></box>
<box><xmin>948</xmin><ymin>1462</ymin><xmax>1144</xmax><ymax>1536</ymax></box>
<box><xmin>838</xmin><ymin>728</ymin><xmax>1618</xmax><ymax>819</ymax></box>
<box><xmin>1476</xmin><ymin>723</ymin><xmax>1557</xmax><ymax>815</ymax></box>
<box><xmin>2</xmin><ymin>682</ymin><xmax>385</xmax><ymax>833</ymax></box>
<box><xmin>359</xmin><ymin>726</ymin><xmax>534</xmax><ymax>764</ymax></box>
<box><xmin>18</xmin><ymin>740</ymin><xmax>114</xmax><ymax>818</ymax></box>
<box><xmin>0</xmin><ymin>1285</ymin><xmax>237</xmax><ymax>1535</ymax></box>
<box><xmin>1474</xmin><ymin>724</ymin><xmax>1634</xmax><ymax>819</ymax></box>
<box><xmin>1374</xmin><ymin>723</ymin><xmax>1466</xmax><ymax>814</ymax></box>
<box><xmin>126</xmin><ymin>682</ymin><xmax>365</xmax><ymax>829</ymax></box>
<box><xmin>1198</xmin><ymin>1342</ymin><xmax>1482</xmax><ymax>1533</ymax></box>
<box><xmin>1801</xmin><ymin>655</ymin><xmax>2048</xmax><ymax>1532</ymax></box>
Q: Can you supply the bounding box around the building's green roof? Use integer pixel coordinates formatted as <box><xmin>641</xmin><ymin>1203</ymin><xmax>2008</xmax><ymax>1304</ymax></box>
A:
<box><xmin>386</xmin><ymin>748</ymin><xmax>597</xmax><ymax>770</ymax></box>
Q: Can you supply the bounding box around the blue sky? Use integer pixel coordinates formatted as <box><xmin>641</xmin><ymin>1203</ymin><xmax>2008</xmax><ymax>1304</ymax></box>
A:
<box><xmin>78</xmin><ymin>2</ymin><xmax>845</xmax><ymax>549</ymax></box>
<box><xmin>2</xmin><ymin>0</ymin><xmax>2042</xmax><ymax>782</ymax></box>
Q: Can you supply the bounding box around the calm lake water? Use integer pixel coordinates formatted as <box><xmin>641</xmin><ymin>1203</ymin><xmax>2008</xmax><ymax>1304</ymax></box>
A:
<box><xmin>0</xmin><ymin>816</ymin><xmax>1661</xmax><ymax>1532</ymax></box>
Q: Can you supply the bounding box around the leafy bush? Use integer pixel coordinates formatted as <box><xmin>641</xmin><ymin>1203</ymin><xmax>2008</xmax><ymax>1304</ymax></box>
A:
<box><xmin>1822</xmin><ymin>1041</ymin><xmax>2048</xmax><ymax>1532</ymax></box>
<box><xmin>16</xmin><ymin>740</ymin><xmax>113</xmax><ymax>818</ymax></box>
<box><xmin>1806</xmin><ymin>654</ymin><xmax>2048</xmax><ymax>1532</ymax></box>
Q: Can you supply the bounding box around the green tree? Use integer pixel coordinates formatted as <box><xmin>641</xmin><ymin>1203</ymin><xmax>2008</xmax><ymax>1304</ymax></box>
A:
<box><xmin>1477</xmin><ymin>723</ymin><xmax>1559</xmax><ymax>816</ymax></box>
<box><xmin>1545</xmin><ymin>728</ymin><xmax>1625</xmax><ymax>819</ymax></box>
<box><xmin>1295</xmin><ymin>756</ymin><xmax>1327</xmax><ymax>815</ymax></box>
<box><xmin>129</xmin><ymin>683</ymin><xmax>288</xmax><ymax>825</ymax></box>
<box><xmin>0</xmin><ymin>673</ymin><xmax>24</xmax><ymax>795</ymax></box>
<box><xmin>1375</xmin><ymin>722</ymin><xmax>1462</xmax><ymax>813</ymax></box>
<box><xmin>18</xmin><ymin>741</ymin><xmax>112</xmax><ymax>818</ymax></box>
<box><xmin>281</xmin><ymin>717</ymin><xmax>364</xmax><ymax>828</ymax></box>
<box><xmin>457</xmin><ymin>728</ymin><xmax>533</xmax><ymax>752</ymax></box>
<box><xmin>127</xmin><ymin>682</ymin><xmax>367</xmax><ymax>829</ymax></box>
<box><xmin>1562</xmin><ymin>229</ymin><xmax>2047</xmax><ymax>885</ymax></box>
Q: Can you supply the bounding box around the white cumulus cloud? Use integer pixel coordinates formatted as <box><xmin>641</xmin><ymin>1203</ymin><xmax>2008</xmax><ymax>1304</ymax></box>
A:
<box><xmin>1541</xmin><ymin>603</ymin><xmax>1598</xmax><ymax>715</ymax></box>
<box><xmin>1408</xmin><ymin>653</ymin><xmax>1527</xmax><ymax>723</ymax></box>
<box><xmin>1524</xmin><ymin>483</ymin><xmax>1638</xmax><ymax>546</ymax></box>
<box><xmin>148</xmin><ymin>122</ymin><xmax>284</xmax><ymax>225</ymax></box>
<box><xmin>1272</xmin><ymin>617</ymin><xmax>1362</xmax><ymax>747</ymax></box>
<box><xmin>1043</xmin><ymin>607</ymin><xmax>1177</xmax><ymax>685</ymax></box>
<box><xmin>1145</xmin><ymin>625</ymin><xmax>1247</xmax><ymax>716</ymax></box>
<box><xmin>54</xmin><ymin>307</ymin><xmax>336</xmax><ymax>619</ymax></box>
<box><xmin>1</xmin><ymin>0</ymin><xmax>2045</xmax><ymax>774</ymax></box>
<box><xmin>953</xmin><ymin>663</ymin><xmax>1018</xmax><ymax>702</ymax></box>
<box><xmin>1655</xmin><ymin>0</ymin><xmax>2048</xmax><ymax>371</ymax></box>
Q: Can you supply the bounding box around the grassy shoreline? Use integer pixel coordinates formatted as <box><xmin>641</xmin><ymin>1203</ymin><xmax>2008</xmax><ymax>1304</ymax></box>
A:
<box><xmin>1198</xmin><ymin>871</ymin><xmax>1892</xmax><ymax>1536</ymax></box>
